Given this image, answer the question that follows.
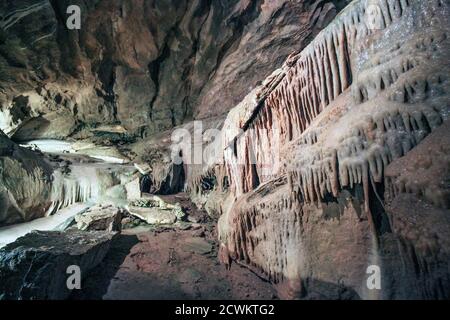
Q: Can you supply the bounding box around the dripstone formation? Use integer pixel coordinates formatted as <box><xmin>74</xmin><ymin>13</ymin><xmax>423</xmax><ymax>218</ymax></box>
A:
<box><xmin>192</xmin><ymin>0</ymin><xmax>450</xmax><ymax>299</ymax></box>
<box><xmin>0</xmin><ymin>0</ymin><xmax>449</xmax><ymax>300</ymax></box>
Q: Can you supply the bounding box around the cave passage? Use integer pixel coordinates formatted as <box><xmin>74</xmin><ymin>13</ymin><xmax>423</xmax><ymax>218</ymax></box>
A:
<box><xmin>0</xmin><ymin>0</ymin><xmax>449</xmax><ymax>302</ymax></box>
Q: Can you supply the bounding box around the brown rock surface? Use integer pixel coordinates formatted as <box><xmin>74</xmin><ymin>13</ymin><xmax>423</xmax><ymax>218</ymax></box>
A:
<box><xmin>381</xmin><ymin>120</ymin><xmax>450</xmax><ymax>299</ymax></box>
<box><xmin>72</xmin><ymin>226</ymin><xmax>277</xmax><ymax>300</ymax></box>
<box><xmin>0</xmin><ymin>0</ymin><xmax>348</xmax><ymax>138</ymax></box>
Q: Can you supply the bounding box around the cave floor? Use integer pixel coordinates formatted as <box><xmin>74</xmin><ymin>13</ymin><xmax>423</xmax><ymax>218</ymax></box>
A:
<box><xmin>71</xmin><ymin>222</ymin><xmax>277</xmax><ymax>300</ymax></box>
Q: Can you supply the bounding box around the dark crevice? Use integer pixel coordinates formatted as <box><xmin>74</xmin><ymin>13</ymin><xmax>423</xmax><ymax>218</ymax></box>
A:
<box><xmin>148</xmin><ymin>43</ymin><xmax>171</xmax><ymax>121</ymax></box>
<box><xmin>179</xmin><ymin>0</ymin><xmax>213</xmax><ymax>122</ymax></box>
<box><xmin>147</xmin><ymin>2</ymin><xmax>192</xmax><ymax>123</ymax></box>
<box><xmin>369</xmin><ymin>180</ymin><xmax>391</xmax><ymax>236</ymax></box>
<box><xmin>212</xmin><ymin>0</ymin><xmax>264</xmax><ymax>80</ymax></box>
<box><xmin>97</xmin><ymin>59</ymin><xmax>118</xmax><ymax>120</ymax></box>
<box><xmin>322</xmin><ymin>186</ymin><xmax>364</xmax><ymax>221</ymax></box>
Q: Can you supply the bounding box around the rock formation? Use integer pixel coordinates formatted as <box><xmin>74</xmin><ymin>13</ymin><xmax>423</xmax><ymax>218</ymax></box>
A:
<box><xmin>126</xmin><ymin>195</ymin><xmax>185</xmax><ymax>225</ymax></box>
<box><xmin>0</xmin><ymin>230</ymin><xmax>117</xmax><ymax>300</ymax></box>
<box><xmin>0</xmin><ymin>0</ymin><xmax>347</xmax><ymax>139</ymax></box>
<box><xmin>0</xmin><ymin>132</ymin><xmax>140</xmax><ymax>226</ymax></box>
<box><xmin>0</xmin><ymin>129</ymin><xmax>53</xmax><ymax>225</ymax></box>
<box><xmin>214</xmin><ymin>0</ymin><xmax>450</xmax><ymax>299</ymax></box>
<box><xmin>75</xmin><ymin>205</ymin><xmax>123</xmax><ymax>232</ymax></box>
<box><xmin>0</xmin><ymin>0</ymin><xmax>449</xmax><ymax>301</ymax></box>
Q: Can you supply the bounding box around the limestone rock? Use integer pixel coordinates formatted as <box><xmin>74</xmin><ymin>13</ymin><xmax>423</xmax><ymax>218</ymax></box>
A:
<box><xmin>138</xmin><ymin>195</ymin><xmax>186</xmax><ymax>220</ymax></box>
<box><xmin>75</xmin><ymin>205</ymin><xmax>123</xmax><ymax>232</ymax></box>
<box><xmin>215</xmin><ymin>0</ymin><xmax>450</xmax><ymax>299</ymax></box>
<box><xmin>104</xmin><ymin>185</ymin><xmax>127</xmax><ymax>200</ymax></box>
<box><xmin>382</xmin><ymin>120</ymin><xmax>450</xmax><ymax>299</ymax></box>
<box><xmin>385</xmin><ymin>120</ymin><xmax>450</xmax><ymax>209</ymax></box>
<box><xmin>125</xmin><ymin>178</ymin><xmax>141</xmax><ymax>200</ymax></box>
<box><xmin>0</xmin><ymin>230</ymin><xmax>117</xmax><ymax>300</ymax></box>
<box><xmin>127</xmin><ymin>206</ymin><xmax>177</xmax><ymax>225</ymax></box>
<box><xmin>11</xmin><ymin>111</ymin><xmax>77</xmax><ymax>142</ymax></box>
<box><xmin>0</xmin><ymin>0</ymin><xmax>347</xmax><ymax>138</ymax></box>
<box><xmin>134</xmin><ymin>163</ymin><xmax>152</xmax><ymax>175</ymax></box>
<box><xmin>141</xmin><ymin>152</ymin><xmax>185</xmax><ymax>195</ymax></box>
<box><xmin>1</xmin><ymin>0</ymin><xmax>448</xmax><ymax>301</ymax></box>
<box><xmin>126</xmin><ymin>195</ymin><xmax>185</xmax><ymax>225</ymax></box>
<box><xmin>0</xmin><ymin>131</ymin><xmax>54</xmax><ymax>226</ymax></box>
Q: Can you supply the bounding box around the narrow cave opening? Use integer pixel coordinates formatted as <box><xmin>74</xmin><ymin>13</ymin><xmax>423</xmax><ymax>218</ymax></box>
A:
<box><xmin>140</xmin><ymin>174</ymin><xmax>153</xmax><ymax>194</ymax></box>
<box><xmin>368</xmin><ymin>180</ymin><xmax>392</xmax><ymax>236</ymax></box>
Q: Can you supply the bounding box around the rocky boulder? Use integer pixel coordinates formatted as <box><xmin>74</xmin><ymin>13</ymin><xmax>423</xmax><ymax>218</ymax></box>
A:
<box><xmin>0</xmin><ymin>230</ymin><xmax>117</xmax><ymax>300</ymax></box>
<box><xmin>127</xmin><ymin>207</ymin><xmax>178</xmax><ymax>225</ymax></box>
<box><xmin>75</xmin><ymin>205</ymin><xmax>123</xmax><ymax>232</ymax></box>
<box><xmin>0</xmin><ymin>130</ymin><xmax>54</xmax><ymax>226</ymax></box>
<box><xmin>127</xmin><ymin>196</ymin><xmax>185</xmax><ymax>225</ymax></box>
<box><xmin>125</xmin><ymin>178</ymin><xmax>142</xmax><ymax>200</ymax></box>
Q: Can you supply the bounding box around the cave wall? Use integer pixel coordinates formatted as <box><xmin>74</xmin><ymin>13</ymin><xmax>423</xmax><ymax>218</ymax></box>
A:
<box><xmin>1</xmin><ymin>0</ymin><xmax>449</xmax><ymax>300</ymax></box>
<box><xmin>216</xmin><ymin>0</ymin><xmax>450</xmax><ymax>299</ymax></box>
<box><xmin>0</xmin><ymin>0</ymin><xmax>348</xmax><ymax>139</ymax></box>
<box><xmin>0</xmin><ymin>129</ymin><xmax>54</xmax><ymax>225</ymax></box>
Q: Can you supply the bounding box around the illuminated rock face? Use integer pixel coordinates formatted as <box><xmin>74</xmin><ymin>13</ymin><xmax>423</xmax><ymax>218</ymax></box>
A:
<box><xmin>217</xmin><ymin>0</ymin><xmax>450</xmax><ymax>299</ymax></box>
<box><xmin>0</xmin><ymin>0</ymin><xmax>347</xmax><ymax>139</ymax></box>
<box><xmin>0</xmin><ymin>0</ymin><xmax>350</xmax><ymax>228</ymax></box>
<box><xmin>1</xmin><ymin>0</ymin><xmax>449</xmax><ymax>300</ymax></box>
<box><xmin>0</xmin><ymin>130</ymin><xmax>54</xmax><ymax>226</ymax></box>
<box><xmin>0</xmin><ymin>131</ymin><xmax>137</xmax><ymax>227</ymax></box>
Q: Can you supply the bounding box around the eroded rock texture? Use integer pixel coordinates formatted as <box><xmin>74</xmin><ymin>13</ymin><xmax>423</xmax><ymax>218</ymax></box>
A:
<box><xmin>0</xmin><ymin>0</ymin><xmax>348</xmax><ymax>139</ymax></box>
<box><xmin>0</xmin><ymin>129</ymin><xmax>53</xmax><ymax>225</ymax></box>
<box><xmin>382</xmin><ymin>120</ymin><xmax>450</xmax><ymax>299</ymax></box>
<box><xmin>1</xmin><ymin>0</ymin><xmax>448</xmax><ymax>301</ymax></box>
<box><xmin>216</xmin><ymin>0</ymin><xmax>450</xmax><ymax>299</ymax></box>
<box><xmin>0</xmin><ymin>130</ymin><xmax>138</xmax><ymax>227</ymax></box>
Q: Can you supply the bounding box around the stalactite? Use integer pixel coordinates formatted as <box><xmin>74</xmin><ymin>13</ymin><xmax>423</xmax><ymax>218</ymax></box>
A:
<box><xmin>222</xmin><ymin>0</ymin><xmax>417</xmax><ymax>196</ymax></box>
<box><xmin>217</xmin><ymin>0</ymin><xmax>450</xmax><ymax>297</ymax></box>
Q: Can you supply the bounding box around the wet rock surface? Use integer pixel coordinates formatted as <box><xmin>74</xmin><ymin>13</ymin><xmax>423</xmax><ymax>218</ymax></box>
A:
<box><xmin>0</xmin><ymin>230</ymin><xmax>117</xmax><ymax>300</ymax></box>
